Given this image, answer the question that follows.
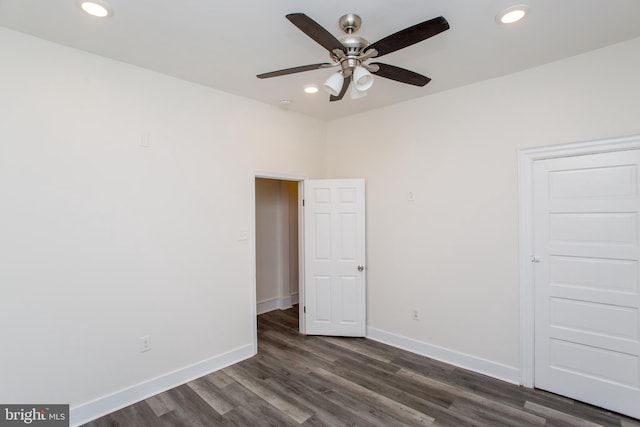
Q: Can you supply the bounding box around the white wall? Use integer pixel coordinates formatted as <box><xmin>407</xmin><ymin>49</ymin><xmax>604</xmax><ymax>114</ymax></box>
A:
<box><xmin>0</xmin><ymin>27</ymin><xmax>325</xmax><ymax>419</ymax></box>
<box><xmin>255</xmin><ymin>178</ymin><xmax>282</xmax><ymax>304</ymax></box>
<box><xmin>255</xmin><ymin>178</ymin><xmax>299</xmax><ymax>313</ymax></box>
<box><xmin>326</xmin><ymin>37</ymin><xmax>640</xmax><ymax>376</ymax></box>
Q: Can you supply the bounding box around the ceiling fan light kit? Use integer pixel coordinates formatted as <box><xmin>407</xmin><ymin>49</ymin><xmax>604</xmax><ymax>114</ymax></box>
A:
<box><xmin>257</xmin><ymin>12</ymin><xmax>450</xmax><ymax>102</ymax></box>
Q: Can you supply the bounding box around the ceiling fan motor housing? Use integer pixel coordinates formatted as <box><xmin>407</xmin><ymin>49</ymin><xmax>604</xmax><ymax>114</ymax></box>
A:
<box><xmin>340</xmin><ymin>34</ymin><xmax>369</xmax><ymax>54</ymax></box>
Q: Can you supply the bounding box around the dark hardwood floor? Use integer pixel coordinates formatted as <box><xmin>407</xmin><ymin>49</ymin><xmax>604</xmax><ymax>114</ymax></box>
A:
<box><xmin>84</xmin><ymin>306</ymin><xmax>639</xmax><ymax>426</ymax></box>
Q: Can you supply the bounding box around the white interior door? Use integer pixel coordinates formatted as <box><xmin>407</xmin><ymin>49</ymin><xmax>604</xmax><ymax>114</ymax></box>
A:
<box><xmin>304</xmin><ymin>179</ymin><xmax>366</xmax><ymax>336</ymax></box>
<box><xmin>533</xmin><ymin>149</ymin><xmax>640</xmax><ymax>418</ymax></box>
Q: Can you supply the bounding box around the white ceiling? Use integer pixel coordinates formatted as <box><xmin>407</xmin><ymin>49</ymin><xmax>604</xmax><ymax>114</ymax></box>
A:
<box><xmin>1</xmin><ymin>0</ymin><xmax>640</xmax><ymax>121</ymax></box>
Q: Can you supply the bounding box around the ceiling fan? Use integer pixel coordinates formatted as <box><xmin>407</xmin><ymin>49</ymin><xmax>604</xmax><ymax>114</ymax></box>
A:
<box><xmin>257</xmin><ymin>13</ymin><xmax>450</xmax><ymax>101</ymax></box>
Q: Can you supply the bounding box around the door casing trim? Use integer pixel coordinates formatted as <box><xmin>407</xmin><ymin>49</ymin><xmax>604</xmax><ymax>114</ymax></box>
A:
<box><xmin>251</xmin><ymin>172</ymin><xmax>307</xmax><ymax>356</ymax></box>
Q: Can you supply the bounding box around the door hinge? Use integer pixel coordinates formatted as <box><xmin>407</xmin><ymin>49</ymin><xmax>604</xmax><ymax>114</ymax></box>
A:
<box><xmin>302</xmin><ymin>199</ymin><xmax>305</xmax><ymax>207</ymax></box>
<box><xmin>303</xmin><ymin>306</ymin><xmax>306</xmax><ymax>313</ymax></box>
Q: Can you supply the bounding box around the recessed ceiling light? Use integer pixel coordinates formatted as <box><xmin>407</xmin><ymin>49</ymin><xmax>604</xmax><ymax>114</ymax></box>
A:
<box><xmin>304</xmin><ymin>85</ymin><xmax>319</xmax><ymax>94</ymax></box>
<box><xmin>79</xmin><ymin>0</ymin><xmax>113</xmax><ymax>18</ymax></box>
<box><xmin>496</xmin><ymin>5</ymin><xmax>529</xmax><ymax>24</ymax></box>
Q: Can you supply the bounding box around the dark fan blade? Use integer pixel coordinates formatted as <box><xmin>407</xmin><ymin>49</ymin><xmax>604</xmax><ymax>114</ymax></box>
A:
<box><xmin>257</xmin><ymin>63</ymin><xmax>332</xmax><ymax>79</ymax></box>
<box><xmin>371</xmin><ymin>63</ymin><xmax>431</xmax><ymax>86</ymax></box>
<box><xmin>367</xmin><ymin>16</ymin><xmax>449</xmax><ymax>58</ymax></box>
<box><xmin>286</xmin><ymin>13</ymin><xmax>346</xmax><ymax>53</ymax></box>
<box><xmin>330</xmin><ymin>76</ymin><xmax>351</xmax><ymax>102</ymax></box>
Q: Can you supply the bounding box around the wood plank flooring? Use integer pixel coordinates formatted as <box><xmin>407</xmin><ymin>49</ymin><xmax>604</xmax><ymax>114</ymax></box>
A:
<box><xmin>83</xmin><ymin>306</ymin><xmax>640</xmax><ymax>426</ymax></box>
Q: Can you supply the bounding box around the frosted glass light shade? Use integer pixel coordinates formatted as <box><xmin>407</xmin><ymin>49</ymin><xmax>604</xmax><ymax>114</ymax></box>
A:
<box><xmin>323</xmin><ymin>72</ymin><xmax>344</xmax><ymax>96</ymax></box>
<box><xmin>350</xmin><ymin>83</ymin><xmax>367</xmax><ymax>99</ymax></box>
<box><xmin>353</xmin><ymin>66</ymin><xmax>374</xmax><ymax>91</ymax></box>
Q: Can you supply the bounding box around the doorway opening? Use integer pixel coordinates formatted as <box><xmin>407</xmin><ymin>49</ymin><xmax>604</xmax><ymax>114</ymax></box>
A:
<box><xmin>251</xmin><ymin>175</ymin><xmax>367</xmax><ymax>349</ymax></box>
<box><xmin>253</xmin><ymin>175</ymin><xmax>305</xmax><ymax>345</ymax></box>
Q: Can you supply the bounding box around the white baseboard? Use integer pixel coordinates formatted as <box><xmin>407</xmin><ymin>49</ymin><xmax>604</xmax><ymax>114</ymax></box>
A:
<box><xmin>257</xmin><ymin>297</ymin><xmax>282</xmax><ymax>314</ymax></box>
<box><xmin>70</xmin><ymin>344</ymin><xmax>254</xmax><ymax>427</ymax></box>
<box><xmin>281</xmin><ymin>296</ymin><xmax>293</xmax><ymax>310</ymax></box>
<box><xmin>366</xmin><ymin>326</ymin><xmax>520</xmax><ymax>385</ymax></box>
<box><xmin>291</xmin><ymin>292</ymin><xmax>299</xmax><ymax>306</ymax></box>
<box><xmin>257</xmin><ymin>294</ymin><xmax>299</xmax><ymax>315</ymax></box>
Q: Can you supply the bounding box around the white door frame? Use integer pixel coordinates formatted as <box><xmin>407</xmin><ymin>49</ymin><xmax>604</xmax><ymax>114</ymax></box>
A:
<box><xmin>250</xmin><ymin>172</ymin><xmax>307</xmax><ymax>355</ymax></box>
<box><xmin>518</xmin><ymin>133</ymin><xmax>640</xmax><ymax>387</ymax></box>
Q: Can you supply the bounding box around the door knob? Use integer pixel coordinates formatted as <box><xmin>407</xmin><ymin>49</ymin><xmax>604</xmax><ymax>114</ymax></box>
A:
<box><xmin>358</xmin><ymin>265</ymin><xmax>365</xmax><ymax>272</ymax></box>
